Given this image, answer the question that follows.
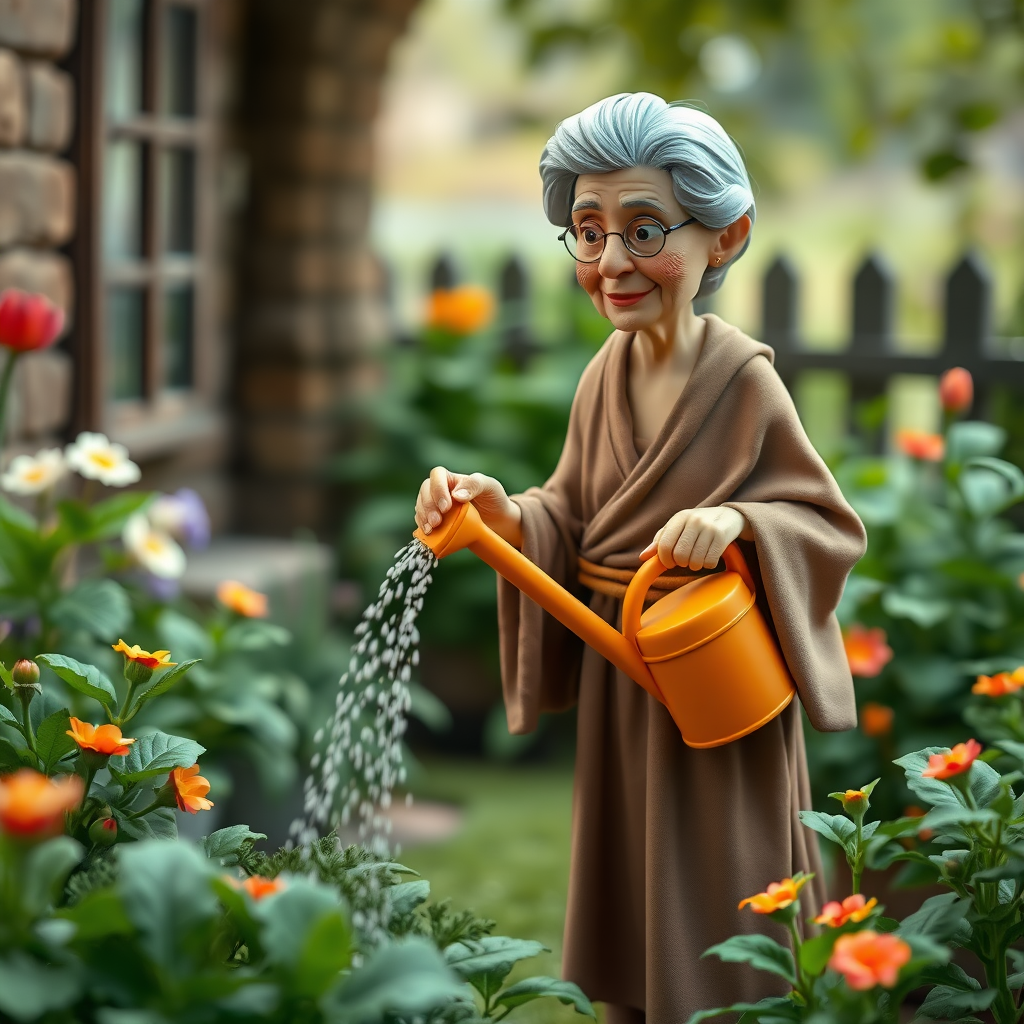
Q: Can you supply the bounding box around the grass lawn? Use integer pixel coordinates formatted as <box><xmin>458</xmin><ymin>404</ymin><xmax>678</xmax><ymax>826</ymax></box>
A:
<box><xmin>400</xmin><ymin>757</ymin><xmax>606</xmax><ymax>1023</ymax></box>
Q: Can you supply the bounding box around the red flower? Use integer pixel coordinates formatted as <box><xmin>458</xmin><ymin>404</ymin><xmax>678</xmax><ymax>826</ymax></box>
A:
<box><xmin>814</xmin><ymin>893</ymin><xmax>878</xmax><ymax>927</ymax></box>
<box><xmin>922</xmin><ymin>739</ymin><xmax>982</xmax><ymax>780</ymax></box>
<box><xmin>896</xmin><ymin>429</ymin><xmax>945</xmax><ymax>461</ymax></box>
<box><xmin>0</xmin><ymin>289</ymin><xmax>65</xmax><ymax>353</ymax></box>
<box><xmin>939</xmin><ymin>367</ymin><xmax>973</xmax><ymax>414</ymax></box>
<box><xmin>843</xmin><ymin>625</ymin><xmax>894</xmax><ymax>678</ymax></box>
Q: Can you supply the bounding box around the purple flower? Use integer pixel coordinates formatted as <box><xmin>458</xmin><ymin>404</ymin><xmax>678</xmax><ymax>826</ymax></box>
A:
<box><xmin>149</xmin><ymin>488</ymin><xmax>211</xmax><ymax>550</ymax></box>
<box><xmin>142</xmin><ymin>572</ymin><xmax>181</xmax><ymax>602</ymax></box>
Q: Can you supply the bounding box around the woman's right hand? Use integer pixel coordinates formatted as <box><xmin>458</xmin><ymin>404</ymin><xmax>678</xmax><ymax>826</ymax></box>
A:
<box><xmin>415</xmin><ymin>467</ymin><xmax>523</xmax><ymax>548</ymax></box>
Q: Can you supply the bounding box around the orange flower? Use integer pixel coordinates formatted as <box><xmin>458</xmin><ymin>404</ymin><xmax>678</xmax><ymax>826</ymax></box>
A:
<box><xmin>240</xmin><ymin>875</ymin><xmax>286</xmax><ymax>900</ymax></box>
<box><xmin>860</xmin><ymin>702</ymin><xmax>894</xmax><ymax>737</ymax></box>
<box><xmin>814</xmin><ymin>893</ymin><xmax>879</xmax><ymax>927</ymax></box>
<box><xmin>66</xmin><ymin>717</ymin><xmax>135</xmax><ymax>756</ymax></box>
<box><xmin>216</xmin><ymin>580</ymin><xmax>268</xmax><ymax>618</ymax></box>
<box><xmin>843</xmin><ymin>625</ymin><xmax>894</xmax><ymax>678</ymax></box>
<box><xmin>828</xmin><ymin>930</ymin><xmax>911</xmax><ymax>990</ymax></box>
<box><xmin>0</xmin><ymin>769</ymin><xmax>84</xmax><ymax>838</ymax></box>
<box><xmin>904</xmin><ymin>804</ymin><xmax>933</xmax><ymax>842</ymax></box>
<box><xmin>112</xmin><ymin>640</ymin><xmax>176</xmax><ymax>670</ymax></box>
<box><xmin>425</xmin><ymin>286</ymin><xmax>495</xmax><ymax>335</ymax></box>
<box><xmin>939</xmin><ymin>367</ymin><xmax>973</xmax><ymax>414</ymax></box>
<box><xmin>738</xmin><ymin>875</ymin><xmax>809</xmax><ymax>914</ymax></box>
<box><xmin>168</xmin><ymin>764</ymin><xmax>214</xmax><ymax>814</ymax></box>
<box><xmin>896</xmin><ymin>429</ymin><xmax>944</xmax><ymax>461</ymax></box>
<box><xmin>973</xmin><ymin>668</ymin><xmax>1024</xmax><ymax>697</ymax></box>
<box><xmin>922</xmin><ymin>739</ymin><xmax>982</xmax><ymax>780</ymax></box>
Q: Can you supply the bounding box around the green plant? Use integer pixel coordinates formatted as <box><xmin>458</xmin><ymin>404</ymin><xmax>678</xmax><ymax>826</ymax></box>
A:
<box><xmin>811</xmin><ymin>382</ymin><xmax>1024</xmax><ymax>818</ymax></box>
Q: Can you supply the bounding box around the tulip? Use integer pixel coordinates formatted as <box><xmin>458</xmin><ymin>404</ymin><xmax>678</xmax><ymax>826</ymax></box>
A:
<box><xmin>843</xmin><ymin>625</ymin><xmax>893</xmax><ymax>678</ymax></box>
<box><xmin>0</xmin><ymin>289</ymin><xmax>65</xmax><ymax>353</ymax></box>
<box><xmin>0</xmin><ymin>769</ymin><xmax>84</xmax><ymax>839</ymax></box>
<box><xmin>939</xmin><ymin>367</ymin><xmax>973</xmax><ymax>414</ymax></box>
<box><xmin>828</xmin><ymin>930</ymin><xmax>911</xmax><ymax>990</ymax></box>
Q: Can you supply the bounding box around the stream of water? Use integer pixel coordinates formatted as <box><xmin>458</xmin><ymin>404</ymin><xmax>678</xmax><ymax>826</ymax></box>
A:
<box><xmin>289</xmin><ymin>538</ymin><xmax>436</xmax><ymax>858</ymax></box>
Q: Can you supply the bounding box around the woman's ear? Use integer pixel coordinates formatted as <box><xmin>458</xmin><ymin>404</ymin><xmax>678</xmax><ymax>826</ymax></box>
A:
<box><xmin>710</xmin><ymin>214</ymin><xmax>752</xmax><ymax>266</ymax></box>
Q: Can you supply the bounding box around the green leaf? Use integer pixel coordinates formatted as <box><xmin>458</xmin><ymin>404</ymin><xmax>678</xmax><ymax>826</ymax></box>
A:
<box><xmin>0</xmin><ymin>702</ymin><xmax>16</xmax><ymax>724</ymax></box>
<box><xmin>700</xmin><ymin>934</ymin><xmax>796</xmax><ymax>985</ymax></box>
<box><xmin>323</xmin><ymin>938</ymin><xmax>466</xmax><ymax>1022</ymax></box>
<box><xmin>388</xmin><ymin>878</ymin><xmax>431</xmax><ymax>918</ymax></box>
<box><xmin>881</xmin><ymin>589</ymin><xmax>952</xmax><ymax>628</ymax></box>
<box><xmin>50</xmin><ymin>578</ymin><xmax>131</xmax><ymax>641</ymax></box>
<box><xmin>946</xmin><ymin>421</ymin><xmax>1006</xmax><ymax>462</ymax></box>
<box><xmin>960</xmin><ymin>457</ymin><xmax>1024</xmax><ymax>517</ymax></box>
<box><xmin>684</xmin><ymin>998</ymin><xmax>800</xmax><ymax>1024</ymax></box>
<box><xmin>117</xmin><ymin>841</ymin><xmax>218</xmax><ymax>973</ymax></box>
<box><xmin>0</xmin><ymin>736</ymin><xmax>33</xmax><ymax>770</ymax></box>
<box><xmin>199</xmin><ymin>825</ymin><xmax>268</xmax><ymax>865</ymax></box>
<box><xmin>58</xmin><ymin>887</ymin><xmax>134</xmax><ymax>942</ymax></box>
<box><xmin>897</xmin><ymin>892</ymin><xmax>970</xmax><ymax>943</ymax></box>
<box><xmin>251</xmin><ymin>875</ymin><xmax>344</xmax><ymax>973</ymax></box>
<box><xmin>496</xmin><ymin>976</ymin><xmax>596</xmax><ymax>1016</ymax></box>
<box><xmin>73</xmin><ymin>490</ymin><xmax>153</xmax><ymax>542</ymax></box>
<box><xmin>34</xmin><ymin>708</ymin><xmax>77</xmax><ymax>773</ymax></box>
<box><xmin>445</xmin><ymin>935</ymin><xmax>548</xmax><ymax>1001</ymax></box>
<box><xmin>156</xmin><ymin>608</ymin><xmax>215</xmax><ymax>661</ymax></box>
<box><xmin>797</xmin><ymin>811</ymin><xmax>857</xmax><ymax>855</ymax></box>
<box><xmin>919</xmin><ymin>805</ymin><xmax>1000</xmax><ymax>832</ymax></box>
<box><xmin>114</xmin><ymin>806</ymin><xmax>177</xmax><ymax>842</ymax></box>
<box><xmin>36</xmin><ymin>653</ymin><xmax>117</xmax><ymax>708</ymax></box>
<box><xmin>222</xmin><ymin>620</ymin><xmax>291</xmax><ymax>652</ymax></box>
<box><xmin>918</xmin><ymin>984</ymin><xmax>996</xmax><ymax>1016</ymax></box>
<box><xmin>0</xmin><ymin>952</ymin><xmax>81</xmax><ymax>1021</ymax></box>
<box><xmin>109</xmin><ymin>730</ymin><xmax>205</xmax><ymax>782</ymax></box>
<box><xmin>293</xmin><ymin>910</ymin><xmax>353</xmax><ymax>998</ymax></box>
<box><xmin>0</xmin><ymin>661</ymin><xmax>12</xmax><ymax>688</ymax></box>
<box><xmin>798</xmin><ymin>928</ymin><xmax>847</xmax><ymax>976</ymax></box>
<box><xmin>22</xmin><ymin>837</ymin><xmax>83</xmax><ymax>917</ymax></box>
<box><xmin>131</xmin><ymin>659</ymin><xmax>201</xmax><ymax>708</ymax></box>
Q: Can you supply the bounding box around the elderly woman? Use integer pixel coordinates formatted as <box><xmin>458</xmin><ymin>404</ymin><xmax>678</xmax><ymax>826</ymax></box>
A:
<box><xmin>414</xmin><ymin>93</ymin><xmax>866</xmax><ymax>1023</ymax></box>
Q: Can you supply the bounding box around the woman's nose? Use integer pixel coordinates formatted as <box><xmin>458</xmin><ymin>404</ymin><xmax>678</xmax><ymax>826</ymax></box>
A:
<box><xmin>597</xmin><ymin>234</ymin><xmax>636</xmax><ymax>277</ymax></box>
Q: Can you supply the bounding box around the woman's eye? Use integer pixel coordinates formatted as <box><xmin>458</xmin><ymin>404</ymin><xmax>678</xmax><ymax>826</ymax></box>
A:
<box><xmin>581</xmin><ymin>228</ymin><xmax>602</xmax><ymax>244</ymax></box>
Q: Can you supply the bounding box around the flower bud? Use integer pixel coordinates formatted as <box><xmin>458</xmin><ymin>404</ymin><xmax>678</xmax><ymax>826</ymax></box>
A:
<box><xmin>12</xmin><ymin>658</ymin><xmax>41</xmax><ymax>703</ymax></box>
<box><xmin>88</xmin><ymin>816</ymin><xmax>118</xmax><ymax>847</ymax></box>
<box><xmin>124</xmin><ymin>658</ymin><xmax>155</xmax><ymax>686</ymax></box>
<box><xmin>939</xmin><ymin>367</ymin><xmax>973</xmax><ymax>414</ymax></box>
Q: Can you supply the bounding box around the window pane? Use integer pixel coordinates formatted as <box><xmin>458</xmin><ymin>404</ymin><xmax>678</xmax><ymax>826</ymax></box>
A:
<box><xmin>105</xmin><ymin>0</ymin><xmax>145</xmax><ymax>121</ymax></box>
<box><xmin>163</xmin><ymin>284</ymin><xmax>194</xmax><ymax>389</ymax></box>
<box><xmin>161</xmin><ymin>5</ymin><xmax>198</xmax><ymax>117</ymax></box>
<box><xmin>159</xmin><ymin>148</ymin><xmax>195</xmax><ymax>254</ymax></box>
<box><xmin>103</xmin><ymin>141</ymin><xmax>145</xmax><ymax>260</ymax></box>
<box><xmin>107</xmin><ymin>288</ymin><xmax>146</xmax><ymax>400</ymax></box>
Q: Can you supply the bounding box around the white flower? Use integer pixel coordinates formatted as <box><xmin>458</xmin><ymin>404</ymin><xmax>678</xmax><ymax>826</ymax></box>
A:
<box><xmin>65</xmin><ymin>431</ymin><xmax>141</xmax><ymax>487</ymax></box>
<box><xmin>123</xmin><ymin>512</ymin><xmax>186</xmax><ymax>579</ymax></box>
<box><xmin>0</xmin><ymin>448</ymin><xmax>66</xmax><ymax>495</ymax></box>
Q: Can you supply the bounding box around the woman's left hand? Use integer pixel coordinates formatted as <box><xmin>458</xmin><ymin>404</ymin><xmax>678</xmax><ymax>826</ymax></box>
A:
<box><xmin>640</xmin><ymin>506</ymin><xmax>750</xmax><ymax>571</ymax></box>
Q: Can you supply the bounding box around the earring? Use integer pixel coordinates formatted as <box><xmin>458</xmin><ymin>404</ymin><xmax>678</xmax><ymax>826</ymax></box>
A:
<box><xmin>714</xmin><ymin>256</ymin><xmax>722</xmax><ymax>266</ymax></box>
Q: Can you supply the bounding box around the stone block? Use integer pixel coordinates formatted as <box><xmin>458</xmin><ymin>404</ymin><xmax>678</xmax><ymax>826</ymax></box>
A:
<box><xmin>0</xmin><ymin>47</ymin><xmax>25</xmax><ymax>146</ymax></box>
<box><xmin>0</xmin><ymin>0</ymin><xmax>77</xmax><ymax>58</ymax></box>
<box><xmin>0</xmin><ymin>247</ymin><xmax>73</xmax><ymax>316</ymax></box>
<box><xmin>240</xmin><ymin>414</ymin><xmax>339</xmax><ymax>475</ymax></box>
<box><xmin>0</xmin><ymin>151</ymin><xmax>75</xmax><ymax>246</ymax></box>
<box><xmin>255</xmin><ymin>124</ymin><xmax>372</xmax><ymax>179</ymax></box>
<box><xmin>5</xmin><ymin>347</ymin><xmax>71</xmax><ymax>439</ymax></box>
<box><xmin>241</xmin><ymin>363</ymin><xmax>344</xmax><ymax>415</ymax></box>
<box><xmin>26</xmin><ymin>61</ymin><xmax>71</xmax><ymax>151</ymax></box>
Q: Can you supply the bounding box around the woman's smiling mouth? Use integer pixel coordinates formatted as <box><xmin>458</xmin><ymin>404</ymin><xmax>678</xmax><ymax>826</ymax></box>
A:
<box><xmin>604</xmin><ymin>287</ymin><xmax>656</xmax><ymax>307</ymax></box>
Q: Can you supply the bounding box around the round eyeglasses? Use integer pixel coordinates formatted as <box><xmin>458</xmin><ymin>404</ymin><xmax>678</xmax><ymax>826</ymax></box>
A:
<box><xmin>558</xmin><ymin>215</ymin><xmax>699</xmax><ymax>263</ymax></box>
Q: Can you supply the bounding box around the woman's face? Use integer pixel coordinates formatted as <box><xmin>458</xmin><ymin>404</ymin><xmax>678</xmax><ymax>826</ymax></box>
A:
<box><xmin>571</xmin><ymin>167</ymin><xmax>719</xmax><ymax>335</ymax></box>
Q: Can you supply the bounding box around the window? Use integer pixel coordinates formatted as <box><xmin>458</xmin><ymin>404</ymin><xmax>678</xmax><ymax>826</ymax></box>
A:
<box><xmin>76</xmin><ymin>0</ymin><xmax>215</xmax><ymax>451</ymax></box>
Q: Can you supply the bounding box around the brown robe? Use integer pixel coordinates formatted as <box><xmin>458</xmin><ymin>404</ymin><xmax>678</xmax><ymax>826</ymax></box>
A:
<box><xmin>496</xmin><ymin>315</ymin><xmax>867</xmax><ymax>1020</ymax></box>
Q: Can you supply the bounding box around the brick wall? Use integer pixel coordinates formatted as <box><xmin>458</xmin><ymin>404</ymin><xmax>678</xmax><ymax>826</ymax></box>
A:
<box><xmin>0</xmin><ymin>0</ymin><xmax>76</xmax><ymax>448</ymax></box>
<box><xmin>235</xmin><ymin>0</ymin><xmax>419</xmax><ymax>536</ymax></box>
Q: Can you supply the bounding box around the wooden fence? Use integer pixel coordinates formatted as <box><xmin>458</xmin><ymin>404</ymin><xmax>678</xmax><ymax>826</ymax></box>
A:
<box><xmin>417</xmin><ymin>248</ymin><xmax>1024</xmax><ymax>437</ymax></box>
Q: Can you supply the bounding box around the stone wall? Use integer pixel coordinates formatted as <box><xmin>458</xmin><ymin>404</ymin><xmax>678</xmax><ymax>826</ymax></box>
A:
<box><xmin>235</xmin><ymin>0</ymin><xmax>418</xmax><ymax>536</ymax></box>
<box><xmin>0</xmin><ymin>0</ymin><xmax>76</xmax><ymax>447</ymax></box>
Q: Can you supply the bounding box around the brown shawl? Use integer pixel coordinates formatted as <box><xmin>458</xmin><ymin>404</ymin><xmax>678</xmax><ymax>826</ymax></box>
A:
<box><xmin>495</xmin><ymin>315</ymin><xmax>866</xmax><ymax>1018</ymax></box>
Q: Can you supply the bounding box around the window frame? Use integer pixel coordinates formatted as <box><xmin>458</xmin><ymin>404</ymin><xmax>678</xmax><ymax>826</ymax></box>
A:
<box><xmin>72</xmin><ymin>0</ymin><xmax>219</xmax><ymax>457</ymax></box>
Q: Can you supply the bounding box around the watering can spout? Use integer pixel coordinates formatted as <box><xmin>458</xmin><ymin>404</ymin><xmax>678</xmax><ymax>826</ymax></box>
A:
<box><xmin>412</xmin><ymin>502</ymin><xmax>665</xmax><ymax>704</ymax></box>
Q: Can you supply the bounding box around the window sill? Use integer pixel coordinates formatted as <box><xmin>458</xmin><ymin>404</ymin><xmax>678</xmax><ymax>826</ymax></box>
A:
<box><xmin>108</xmin><ymin>402</ymin><xmax>227</xmax><ymax>462</ymax></box>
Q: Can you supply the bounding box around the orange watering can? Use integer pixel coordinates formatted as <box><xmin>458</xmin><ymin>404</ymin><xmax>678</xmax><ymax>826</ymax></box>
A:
<box><xmin>413</xmin><ymin>501</ymin><xmax>795</xmax><ymax>748</ymax></box>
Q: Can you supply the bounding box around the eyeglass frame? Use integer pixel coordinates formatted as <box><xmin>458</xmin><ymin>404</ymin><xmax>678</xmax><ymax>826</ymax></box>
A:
<box><xmin>558</xmin><ymin>215</ymin><xmax>700</xmax><ymax>263</ymax></box>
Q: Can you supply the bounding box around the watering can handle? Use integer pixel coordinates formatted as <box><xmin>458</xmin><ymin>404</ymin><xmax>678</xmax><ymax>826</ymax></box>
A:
<box><xmin>621</xmin><ymin>542</ymin><xmax>757</xmax><ymax>648</ymax></box>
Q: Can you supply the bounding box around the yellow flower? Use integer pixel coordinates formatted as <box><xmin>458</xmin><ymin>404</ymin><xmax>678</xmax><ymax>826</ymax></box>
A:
<box><xmin>217</xmin><ymin>580</ymin><xmax>269</xmax><ymax>618</ymax></box>
<box><xmin>168</xmin><ymin>764</ymin><xmax>214</xmax><ymax>814</ymax></box>
<box><xmin>738</xmin><ymin>874</ymin><xmax>810</xmax><ymax>914</ymax></box>
<box><xmin>112</xmin><ymin>640</ymin><xmax>176</xmax><ymax>670</ymax></box>
<box><xmin>66</xmin><ymin>718</ymin><xmax>135</xmax><ymax>756</ymax></box>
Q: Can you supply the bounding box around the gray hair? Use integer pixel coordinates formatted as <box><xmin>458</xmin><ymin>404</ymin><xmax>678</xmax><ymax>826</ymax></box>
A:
<box><xmin>540</xmin><ymin>93</ymin><xmax>755</xmax><ymax>298</ymax></box>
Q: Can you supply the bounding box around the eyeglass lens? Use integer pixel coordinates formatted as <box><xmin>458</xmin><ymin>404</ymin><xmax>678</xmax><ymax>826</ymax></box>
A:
<box><xmin>566</xmin><ymin>217</ymin><xmax>667</xmax><ymax>261</ymax></box>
